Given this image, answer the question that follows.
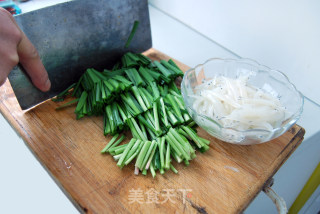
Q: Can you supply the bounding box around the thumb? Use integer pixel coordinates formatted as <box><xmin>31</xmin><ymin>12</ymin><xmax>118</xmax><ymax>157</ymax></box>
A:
<box><xmin>17</xmin><ymin>31</ymin><xmax>51</xmax><ymax>92</ymax></box>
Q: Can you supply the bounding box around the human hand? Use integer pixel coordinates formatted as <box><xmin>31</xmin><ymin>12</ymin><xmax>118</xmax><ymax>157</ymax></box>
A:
<box><xmin>0</xmin><ymin>7</ymin><xmax>50</xmax><ymax>92</ymax></box>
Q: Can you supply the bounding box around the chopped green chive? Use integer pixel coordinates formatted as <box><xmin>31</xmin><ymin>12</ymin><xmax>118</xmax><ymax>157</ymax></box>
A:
<box><xmin>55</xmin><ymin>51</ymin><xmax>211</xmax><ymax>177</ymax></box>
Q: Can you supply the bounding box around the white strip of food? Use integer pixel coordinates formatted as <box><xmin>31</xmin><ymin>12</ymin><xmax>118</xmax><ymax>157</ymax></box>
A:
<box><xmin>191</xmin><ymin>75</ymin><xmax>287</xmax><ymax>131</ymax></box>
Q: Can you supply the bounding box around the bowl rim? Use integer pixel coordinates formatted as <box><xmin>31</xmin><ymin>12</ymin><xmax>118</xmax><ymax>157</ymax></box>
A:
<box><xmin>181</xmin><ymin>57</ymin><xmax>304</xmax><ymax>135</ymax></box>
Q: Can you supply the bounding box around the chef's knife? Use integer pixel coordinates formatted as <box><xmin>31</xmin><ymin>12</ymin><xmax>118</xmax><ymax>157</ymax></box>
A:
<box><xmin>8</xmin><ymin>0</ymin><xmax>152</xmax><ymax>110</ymax></box>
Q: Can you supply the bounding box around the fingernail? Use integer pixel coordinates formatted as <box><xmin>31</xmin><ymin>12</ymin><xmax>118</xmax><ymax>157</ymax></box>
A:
<box><xmin>44</xmin><ymin>78</ymin><xmax>51</xmax><ymax>91</ymax></box>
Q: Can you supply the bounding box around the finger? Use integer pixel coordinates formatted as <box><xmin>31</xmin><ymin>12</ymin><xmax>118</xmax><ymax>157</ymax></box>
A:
<box><xmin>0</xmin><ymin>8</ymin><xmax>20</xmax><ymax>86</ymax></box>
<box><xmin>0</xmin><ymin>54</ymin><xmax>18</xmax><ymax>86</ymax></box>
<box><xmin>0</xmin><ymin>44</ymin><xmax>19</xmax><ymax>86</ymax></box>
<box><xmin>17</xmin><ymin>32</ymin><xmax>51</xmax><ymax>92</ymax></box>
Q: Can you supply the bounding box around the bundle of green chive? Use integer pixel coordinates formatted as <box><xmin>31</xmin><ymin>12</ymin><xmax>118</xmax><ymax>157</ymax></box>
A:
<box><xmin>54</xmin><ymin>52</ymin><xmax>210</xmax><ymax>177</ymax></box>
<box><xmin>53</xmin><ymin>21</ymin><xmax>210</xmax><ymax>177</ymax></box>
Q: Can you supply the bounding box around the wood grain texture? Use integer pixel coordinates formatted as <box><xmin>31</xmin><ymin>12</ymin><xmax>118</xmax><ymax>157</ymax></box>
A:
<box><xmin>0</xmin><ymin>49</ymin><xmax>305</xmax><ymax>214</ymax></box>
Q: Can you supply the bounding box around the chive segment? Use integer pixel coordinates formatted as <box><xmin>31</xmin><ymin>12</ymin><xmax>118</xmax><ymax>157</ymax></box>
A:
<box><xmin>125</xmin><ymin>20</ymin><xmax>139</xmax><ymax>48</ymax></box>
<box><xmin>101</xmin><ymin>134</ymin><xmax>119</xmax><ymax>153</ymax></box>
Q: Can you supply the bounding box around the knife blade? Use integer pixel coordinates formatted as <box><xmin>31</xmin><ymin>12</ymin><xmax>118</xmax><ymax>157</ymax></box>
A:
<box><xmin>8</xmin><ymin>0</ymin><xmax>152</xmax><ymax>110</ymax></box>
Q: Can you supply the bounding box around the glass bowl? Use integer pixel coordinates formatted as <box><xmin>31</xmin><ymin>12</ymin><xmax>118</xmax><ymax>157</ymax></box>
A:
<box><xmin>181</xmin><ymin>58</ymin><xmax>304</xmax><ymax>145</ymax></box>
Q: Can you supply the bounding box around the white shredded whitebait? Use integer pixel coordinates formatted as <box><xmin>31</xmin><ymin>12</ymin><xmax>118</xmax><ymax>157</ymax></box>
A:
<box><xmin>192</xmin><ymin>76</ymin><xmax>288</xmax><ymax>131</ymax></box>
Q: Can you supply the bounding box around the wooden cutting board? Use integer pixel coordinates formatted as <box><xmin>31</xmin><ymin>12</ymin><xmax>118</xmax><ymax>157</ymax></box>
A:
<box><xmin>0</xmin><ymin>49</ymin><xmax>305</xmax><ymax>214</ymax></box>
